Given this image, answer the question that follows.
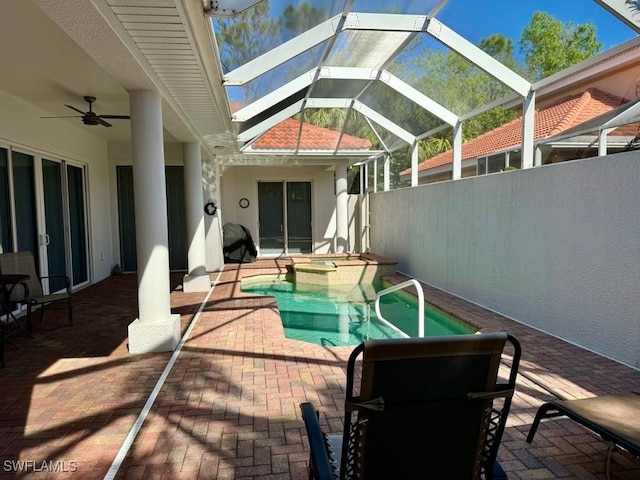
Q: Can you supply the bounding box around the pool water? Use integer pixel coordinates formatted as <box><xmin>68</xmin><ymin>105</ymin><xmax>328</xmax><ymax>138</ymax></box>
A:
<box><xmin>241</xmin><ymin>280</ymin><xmax>475</xmax><ymax>346</ymax></box>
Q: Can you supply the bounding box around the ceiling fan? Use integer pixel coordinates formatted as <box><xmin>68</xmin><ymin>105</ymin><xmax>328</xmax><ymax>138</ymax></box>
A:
<box><xmin>41</xmin><ymin>96</ymin><xmax>130</xmax><ymax>127</ymax></box>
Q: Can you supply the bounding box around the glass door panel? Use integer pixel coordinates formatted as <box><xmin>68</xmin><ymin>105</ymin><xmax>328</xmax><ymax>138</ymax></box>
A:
<box><xmin>258</xmin><ymin>182</ymin><xmax>285</xmax><ymax>255</ymax></box>
<box><xmin>0</xmin><ymin>148</ymin><xmax>12</xmax><ymax>253</ymax></box>
<box><xmin>42</xmin><ymin>159</ymin><xmax>66</xmax><ymax>292</ymax></box>
<box><xmin>12</xmin><ymin>151</ymin><xmax>39</xmax><ymax>267</ymax></box>
<box><xmin>286</xmin><ymin>182</ymin><xmax>312</xmax><ymax>254</ymax></box>
<box><xmin>67</xmin><ymin>164</ymin><xmax>88</xmax><ymax>286</ymax></box>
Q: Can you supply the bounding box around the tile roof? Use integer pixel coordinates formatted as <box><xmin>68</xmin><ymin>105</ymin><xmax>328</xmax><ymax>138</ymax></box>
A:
<box><xmin>231</xmin><ymin>101</ymin><xmax>371</xmax><ymax>151</ymax></box>
<box><xmin>252</xmin><ymin>117</ymin><xmax>372</xmax><ymax>150</ymax></box>
<box><xmin>406</xmin><ymin>88</ymin><xmax>632</xmax><ymax>174</ymax></box>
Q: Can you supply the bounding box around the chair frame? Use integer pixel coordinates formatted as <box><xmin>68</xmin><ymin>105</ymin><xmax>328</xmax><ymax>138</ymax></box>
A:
<box><xmin>0</xmin><ymin>252</ymin><xmax>72</xmax><ymax>329</ymax></box>
<box><xmin>527</xmin><ymin>393</ymin><xmax>640</xmax><ymax>478</ymax></box>
<box><xmin>301</xmin><ymin>333</ymin><xmax>521</xmax><ymax>480</ymax></box>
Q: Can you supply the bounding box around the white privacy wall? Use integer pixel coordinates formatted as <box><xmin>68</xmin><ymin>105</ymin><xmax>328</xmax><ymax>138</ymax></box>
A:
<box><xmin>370</xmin><ymin>151</ymin><xmax>640</xmax><ymax>369</ymax></box>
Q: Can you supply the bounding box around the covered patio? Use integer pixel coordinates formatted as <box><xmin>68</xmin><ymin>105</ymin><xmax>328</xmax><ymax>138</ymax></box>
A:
<box><xmin>1</xmin><ymin>260</ymin><xmax>639</xmax><ymax>479</ymax></box>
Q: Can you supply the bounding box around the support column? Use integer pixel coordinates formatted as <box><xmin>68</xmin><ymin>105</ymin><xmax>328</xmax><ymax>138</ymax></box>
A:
<box><xmin>383</xmin><ymin>153</ymin><xmax>390</xmax><ymax>191</ymax></box>
<box><xmin>182</xmin><ymin>143</ymin><xmax>211</xmax><ymax>292</ymax></box>
<box><xmin>335</xmin><ymin>160</ymin><xmax>349</xmax><ymax>253</ymax></box>
<box><xmin>127</xmin><ymin>89</ymin><xmax>180</xmax><ymax>354</ymax></box>
<box><xmin>203</xmin><ymin>159</ymin><xmax>225</xmax><ymax>272</ymax></box>
<box><xmin>598</xmin><ymin>129</ymin><xmax>610</xmax><ymax>157</ymax></box>
<box><xmin>452</xmin><ymin>120</ymin><xmax>462</xmax><ymax>180</ymax></box>
<box><xmin>411</xmin><ymin>142</ymin><xmax>419</xmax><ymax>187</ymax></box>
<box><xmin>522</xmin><ymin>90</ymin><xmax>536</xmax><ymax>169</ymax></box>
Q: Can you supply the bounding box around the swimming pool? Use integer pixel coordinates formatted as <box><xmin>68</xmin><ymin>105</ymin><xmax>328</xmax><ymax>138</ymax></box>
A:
<box><xmin>241</xmin><ymin>279</ymin><xmax>476</xmax><ymax>346</ymax></box>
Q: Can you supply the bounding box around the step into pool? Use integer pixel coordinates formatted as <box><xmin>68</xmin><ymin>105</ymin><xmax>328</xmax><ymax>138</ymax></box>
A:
<box><xmin>241</xmin><ymin>278</ymin><xmax>477</xmax><ymax>347</ymax></box>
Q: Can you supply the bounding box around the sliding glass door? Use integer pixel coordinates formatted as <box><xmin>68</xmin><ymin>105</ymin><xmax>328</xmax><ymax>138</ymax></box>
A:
<box><xmin>0</xmin><ymin>146</ymin><xmax>89</xmax><ymax>292</ymax></box>
<box><xmin>258</xmin><ymin>181</ymin><xmax>312</xmax><ymax>256</ymax></box>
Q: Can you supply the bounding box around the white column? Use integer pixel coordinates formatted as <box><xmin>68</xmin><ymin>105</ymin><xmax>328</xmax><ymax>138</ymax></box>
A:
<box><xmin>522</xmin><ymin>90</ymin><xmax>536</xmax><ymax>169</ymax></box>
<box><xmin>373</xmin><ymin>158</ymin><xmax>378</xmax><ymax>193</ymax></box>
<box><xmin>335</xmin><ymin>160</ymin><xmax>349</xmax><ymax>253</ymax></box>
<box><xmin>203</xmin><ymin>159</ymin><xmax>225</xmax><ymax>272</ymax></box>
<box><xmin>182</xmin><ymin>143</ymin><xmax>211</xmax><ymax>292</ymax></box>
<box><xmin>598</xmin><ymin>129</ymin><xmax>610</xmax><ymax>156</ymax></box>
<box><xmin>452</xmin><ymin>121</ymin><xmax>462</xmax><ymax>180</ymax></box>
<box><xmin>383</xmin><ymin>153</ymin><xmax>390</xmax><ymax>191</ymax></box>
<box><xmin>411</xmin><ymin>142</ymin><xmax>419</xmax><ymax>187</ymax></box>
<box><xmin>127</xmin><ymin>90</ymin><xmax>180</xmax><ymax>354</ymax></box>
<box><xmin>534</xmin><ymin>146</ymin><xmax>543</xmax><ymax>167</ymax></box>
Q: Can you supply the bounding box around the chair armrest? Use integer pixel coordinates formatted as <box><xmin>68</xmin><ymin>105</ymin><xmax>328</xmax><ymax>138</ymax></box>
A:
<box><xmin>300</xmin><ymin>402</ymin><xmax>336</xmax><ymax>480</ymax></box>
<box><xmin>39</xmin><ymin>275</ymin><xmax>72</xmax><ymax>293</ymax></box>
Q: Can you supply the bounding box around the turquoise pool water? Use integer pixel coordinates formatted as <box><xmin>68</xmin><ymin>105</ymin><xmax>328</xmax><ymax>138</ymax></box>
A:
<box><xmin>241</xmin><ymin>280</ymin><xmax>475</xmax><ymax>346</ymax></box>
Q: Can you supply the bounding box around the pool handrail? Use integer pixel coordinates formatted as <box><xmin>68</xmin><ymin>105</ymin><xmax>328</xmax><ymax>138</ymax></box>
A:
<box><xmin>374</xmin><ymin>279</ymin><xmax>425</xmax><ymax>338</ymax></box>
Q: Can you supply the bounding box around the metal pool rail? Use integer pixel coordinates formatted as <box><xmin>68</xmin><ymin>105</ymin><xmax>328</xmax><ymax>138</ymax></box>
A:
<box><xmin>374</xmin><ymin>279</ymin><xmax>425</xmax><ymax>338</ymax></box>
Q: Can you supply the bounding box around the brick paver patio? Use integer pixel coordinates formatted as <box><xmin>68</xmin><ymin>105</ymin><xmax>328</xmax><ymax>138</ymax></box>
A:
<box><xmin>0</xmin><ymin>259</ymin><xmax>638</xmax><ymax>479</ymax></box>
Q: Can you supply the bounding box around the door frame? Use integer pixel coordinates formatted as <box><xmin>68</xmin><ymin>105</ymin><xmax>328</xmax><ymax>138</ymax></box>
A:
<box><xmin>1</xmin><ymin>143</ymin><xmax>91</xmax><ymax>292</ymax></box>
<box><xmin>254</xmin><ymin>177</ymin><xmax>314</xmax><ymax>257</ymax></box>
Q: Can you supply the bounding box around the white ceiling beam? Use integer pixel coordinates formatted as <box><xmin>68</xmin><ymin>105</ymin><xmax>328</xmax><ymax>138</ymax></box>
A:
<box><xmin>353</xmin><ymin>101</ymin><xmax>415</xmax><ymax>145</ymax></box>
<box><xmin>224</xmin><ymin>14</ymin><xmax>342</xmax><ymax>84</ymax></box>
<box><xmin>233</xmin><ymin>70</ymin><xmax>315</xmax><ymax>121</ymax></box>
<box><xmin>298</xmin><ymin>97</ymin><xmax>415</xmax><ymax>145</ymax></box>
<box><xmin>382</xmin><ymin>71</ymin><xmax>458</xmax><ymax>126</ymax></box>
<box><xmin>225</xmin><ymin>13</ymin><xmax>431</xmax><ymax>85</ymax></box>
<box><xmin>237</xmin><ymin>100</ymin><xmax>303</xmax><ymax>142</ymax></box>
<box><xmin>594</xmin><ymin>0</ymin><xmax>640</xmax><ymax>33</ymax></box>
<box><xmin>305</xmin><ymin>98</ymin><xmax>353</xmax><ymax>109</ymax></box>
<box><xmin>603</xmin><ymin>99</ymin><xmax>640</xmax><ymax>128</ymax></box>
<box><xmin>426</xmin><ymin>17</ymin><xmax>531</xmax><ymax>97</ymax></box>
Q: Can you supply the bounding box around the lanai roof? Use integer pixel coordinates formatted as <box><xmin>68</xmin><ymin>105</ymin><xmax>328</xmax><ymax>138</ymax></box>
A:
<box><xmin>209</xmin><ymin>0</ymin><xmax>639</xmax><ymax>160</ymax></box>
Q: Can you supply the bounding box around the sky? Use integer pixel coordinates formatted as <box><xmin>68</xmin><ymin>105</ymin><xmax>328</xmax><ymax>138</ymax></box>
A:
<box><xmin>429</xmin><ymin>0</ymin><xmax>636</xmax><ymax>51</ymax></box>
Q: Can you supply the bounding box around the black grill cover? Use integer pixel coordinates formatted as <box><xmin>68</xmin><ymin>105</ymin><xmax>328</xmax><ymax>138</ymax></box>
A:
<box><xmin>223</xmin><ymin>223</ymin><xmax>258</xmax><ymax>263</ymax></box>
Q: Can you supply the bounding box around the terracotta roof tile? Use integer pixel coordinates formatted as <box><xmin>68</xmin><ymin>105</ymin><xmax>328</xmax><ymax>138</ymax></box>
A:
<box><xmin>231</xmin><ymin>101</ymin><xmax>371</xmax><ymax>150</ymax></box>
<box><xmin>407</xmin><ymin>88</ymin><xmax>630</xmax><ymax>174</ymax></box>
<box><xmin>252</xmin><ymin>117</ymin><xmax>371</xmax><ymax>150</ymax></box>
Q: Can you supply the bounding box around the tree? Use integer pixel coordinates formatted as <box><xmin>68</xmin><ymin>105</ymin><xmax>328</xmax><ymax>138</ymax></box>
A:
<box><xmin>519</xmin><ymin>12</ymin><xmax>603</xmax><ymax>80</ymax></box>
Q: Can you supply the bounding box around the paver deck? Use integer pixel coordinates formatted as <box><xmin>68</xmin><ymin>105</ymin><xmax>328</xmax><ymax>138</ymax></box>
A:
<box><xmin>0</xmin><ymin>259</ymin><xmax>639</xmax><ymax>479</ymax></box>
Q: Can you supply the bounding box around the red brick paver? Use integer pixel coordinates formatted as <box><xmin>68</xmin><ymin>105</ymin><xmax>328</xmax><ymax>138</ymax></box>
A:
<box><xmin>0</xmin><ymin>260</ymin><xmax>638</xmax><ymax>479</ymax></box>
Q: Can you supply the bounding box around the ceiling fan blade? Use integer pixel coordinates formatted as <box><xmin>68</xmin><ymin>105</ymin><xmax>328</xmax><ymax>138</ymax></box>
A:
<box><xmin>40</xmin><ymin>115</ymin><xmax>83</xmax><ymax>119</ymax></box>
<box><xmin>65</xmin><ymin>104</ymin><xmax>88</xmax><ymax>115</ymax></box>
<box><xmin>99</xmin><ymin>115</ymin><xmax>130</xmax><ymax>120</ymax></box>
<box><xmin>97</xmin><ymin>118</ymin><xmax>113</xmax><ymax>128</ymax></box>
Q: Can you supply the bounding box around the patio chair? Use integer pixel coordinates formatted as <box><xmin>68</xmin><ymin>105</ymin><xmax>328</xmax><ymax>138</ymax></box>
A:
<box><xmin>300</xmin><ymin>332</ymin><xmax>521</xmax><ymax>479</ymax></box>
<box><xmin>0</xmin><ymin>251</ymin><xmax>72</xmax><ymax>328</ymax></box>
<box><xmin>526</xmin><ymin>393</ymin><xmax>640</xmax><ymax>478</ymax></box>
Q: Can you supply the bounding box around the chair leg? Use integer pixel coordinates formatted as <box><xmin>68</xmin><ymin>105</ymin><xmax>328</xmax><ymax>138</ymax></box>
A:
<box><xmin>68</xmin><ymin>296</ymin><xmax>72</xmax><ymax>325</ymax></box>
<box><xmin>0</xmin><ymin>322</ymin><xmax>4</xmax><ymax>368</ymax></box>
<box><xmin>526</xmin><ymin>403</ymin><xmax>564</xmax><ymax>443</ymax></box>
<box><xmin>26</xmin><ymin>304</ymin><xmax>33</xmax><ymax>332</ymax></box>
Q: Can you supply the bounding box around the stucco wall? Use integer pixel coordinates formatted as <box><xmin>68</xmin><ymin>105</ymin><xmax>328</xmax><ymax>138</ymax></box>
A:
<box><xmin>0</xmin><ymin>91</ymin><xmax>112</xmax><ymax>283</ymax></box>
<box><xmin>220</xmin><ymin>165</ymin><xmax>338</xmax><ymax>254</ymax></box>
<box><xmin>370</xmin><ymin>152</ymin><xmax>640</xmax><ymax>368</ymax></box>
